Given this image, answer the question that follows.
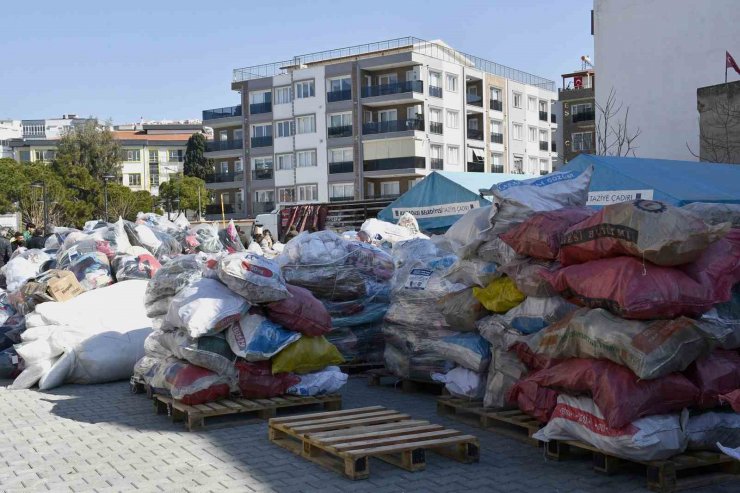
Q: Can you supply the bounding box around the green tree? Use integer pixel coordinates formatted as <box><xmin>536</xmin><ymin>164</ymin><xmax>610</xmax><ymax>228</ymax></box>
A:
<box><xmin>0</xmin><ymin>158</ymin><xmax>72</xmax><ymax>228</ymax></box>
<box><xmin>159</xmin><ymin>175</ymin><xmax>208</xmax><ymax>216</ymax></box>
<box><xmin>51</xmin><ymin>158</ymin><xmax>101</xmax><ymax>227</ymax></box>
<box><xmin>55</xmin><ymin>119</ymin><xmax>122</xmax><ymax>180</ymax></box>
<box><xmin>183</xmin><ymin>133</ymin><xmax>212</xmax><ymax>180</ymax></box>
<box><xmin>0</xmin><ymin>158</ymin><xmax>26</xmax><ymax>213</ymax></box>
<box><xmin>103</xmin><ymin>184</ymin><xmax>154</xmax><ymax>221</ymax></box>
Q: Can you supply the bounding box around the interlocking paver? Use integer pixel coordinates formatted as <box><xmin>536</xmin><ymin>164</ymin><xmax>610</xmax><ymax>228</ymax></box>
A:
<box><xmin>0</xmin><ymin>376</ymin><xmax>737</xmax><ymax>492</ymax></box>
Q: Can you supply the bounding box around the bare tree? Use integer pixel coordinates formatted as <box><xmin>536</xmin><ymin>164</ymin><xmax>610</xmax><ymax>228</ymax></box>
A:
<box><xmin>595</xmin><ymin>88</ymin><xmax>642</xmax><ymax>157</ymax></box>
<box><xmin>18</xmin><ymin>186</ymin><xmax>66</xmax><ymax>228</ymax></box>
<box><xmin>688</xmin><ymin>94</ymin><xmax>740</xmax><ymax>163</ymax></box>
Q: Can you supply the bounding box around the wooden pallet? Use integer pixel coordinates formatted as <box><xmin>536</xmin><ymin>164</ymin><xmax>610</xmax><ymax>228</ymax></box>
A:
<box><xmin>367</xmin><ymin>369</ymin><xmax>445</xmax><ymax>395</ymax></box>
<box><xmin>129</xmin><ymin>376</ymin><xmax>153</xmax><ymax>398</ymax></box>
<box><xmin>268</xmin><ymin>406</ymin><xmax>480</xmax><ymax>480</ymax></box>
<box><xmin>153</xmin><ymin>394</ymin><xmax>342</xmax><ymax>431</ymax></box>
<box><xmin>436</xmin><ymin>396</ymin><xmax>542</xmax><ymax>446</ymax></box>
<box><xmin>339</xmin><ymin>362</ymin><xmax>385</xmax><ymax>375</ymax></box>
<box><xmin>545</xmin><ymin>439</ymin><xmax>740</xmax><ymax>492</ymax></box>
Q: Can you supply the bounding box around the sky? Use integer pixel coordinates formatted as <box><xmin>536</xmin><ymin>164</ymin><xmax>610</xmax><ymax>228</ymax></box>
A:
<box><xmin>1</xmin><ymin>0</ymin><xmax>594</xmax><ymax>124</ymax></box>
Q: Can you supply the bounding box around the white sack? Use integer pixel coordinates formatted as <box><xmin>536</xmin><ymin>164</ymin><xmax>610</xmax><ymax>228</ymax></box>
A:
<box><xmin>287</xmin><ymin>366</ymin><xmax>348</xmax><ymax>396</ymax></box>
<box><xmin>432</xmin><ymin>366</ymin><xmax>485</xmax><ymax>399</ymax></box>
<box><xmin>687</xmin><ymin>412</ymin><xmax>740</xmax><ymax>451</ymax></box>
<box><xmin>166</xmin><ymin>278</ymin><xmax>248</xmax><ymax>338</ymax></box>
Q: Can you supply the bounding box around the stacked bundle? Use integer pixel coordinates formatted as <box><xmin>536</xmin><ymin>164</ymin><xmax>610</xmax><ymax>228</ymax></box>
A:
<box><xmin>135</xmin><ymin>251</ymin><xmax>347</xmax><ymax>405</ymax></box>
<box><xmin>277</xmin><ymin>231</ymin><xmax>393</xmax><ymax>365</ymax></box>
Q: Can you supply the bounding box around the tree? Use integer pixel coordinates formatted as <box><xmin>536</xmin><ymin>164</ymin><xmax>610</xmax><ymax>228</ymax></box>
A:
<box><xmin>595</xmin><ymin>88</ymin><xmax>642</xmax><ymax>157</ymax></box>
<box><xmin>103</xmin><ymin>184</ymin><xmax>154</xmax><ymax>221</ymax></box>
<box><xmin>55</xmin><ymin>119</ymin><xmax>122</xmax><ymax>180</ymax></box>
<box><xmin>0</xmin><ymin>158</ymin><xmax>26</xmax><ymax>213</ymax></box>
<box><xmin>183</xmin><ymin>133</ymin><xmax>213</xmax><ymax>180</ymax></box>
<box><xmin>688</xmin><ymin>93</ymin><xmax>740</xmax><ymax>163</ymax></box>
<box><xmin>159</xmin><ymin>175</ymin><xmax>208</xmax><ymax>217</ymax></box>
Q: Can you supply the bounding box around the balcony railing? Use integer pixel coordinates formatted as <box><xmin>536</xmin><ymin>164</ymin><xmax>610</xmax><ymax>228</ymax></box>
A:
<box><xmin>203</xmin><ymin>105</ymin><xmax>242</xmax><ymax>120</ymax></box>
<box><xmin>206</xmin><ymin>204</ymin><xmax>234</xmax><ymax>215</ymax></box>
<box><xmin>490</xmin><ymin>100</ymin><xmax>503</xmax><ymax>111</ymax></box>
<box><xmin>205</xmin><ymin>171</ymin><xmax>244</xmax><ymax>184</ymax></box>
<box><xmin>327</xmin><ymin>89</ymin><xmax>351</xmax><ymax>102</ymax></box>
<box><xmin>249</xmin><ymin>101</ymin><xmax>272</xmax><ymax>114</ymax></box>
<box><xmin>431</xmin><ymin>158</ymin><xmax>443</xmax><ymax>170</ymax></box>
<box><xmin>205</xmin><ymin>139</ymin><xmax>243</xmax><ymax>152</ymax></box>
<box><xmin>363</xmin><ymin>118</ymin><xmax>424</xmax><ymax>134</ymax></box>
<box><xmin>492</xmin><ymin>165</ymin><xmax>504</xmax><ymax>173</ymax></box>
<box><xmin>253</xmin><ymin>201</ymin><xmax>275</xmax><ymax>214</ymax></box>
<box><xmin>429</xmin><ymin>85</ymin><xmax>443</xmax><ymax>98</ymax></box>
<box><xmin>251</xmin><ymin>136</ymin><xmax>273</xmax><ymax>147</ymax></box>
<box><xmin>328</xmin><ymin>125</ymin><xmax>353</xmax><ymax>138</ymax></box>
<box><xmin>490</xmin><ymin>132</ymin><xmax>503</xmax><ymax>144</ymax></box>
<box><xmin>329</xmin><ymin>161</ymin><xmax>353</xmax><ymax>174</ymax></box>
<box><xmin>467</xmin><ymin>128</ymin><xmax>483</xmax><ymax>140</ymax></box>
<box><xmin>572</xmin><ymin>110</ymin><xmax>595</xmax><ymax>123</ymax></box>
<box><xmin>429</xmin><ymin>122</ymin><xmax>443</xmax><ymax>134</ymax></box>
<box><xmin>466</xmin><ymin>93</ymin><xmax>483</xmax><ymax>107</ymax></box>
<box><xmin>539</xmin><ymin>110</ymin><xmax>548</xmax><ymax>122</ymax></box>
<box><xmin>361</xmin><ymin>80</ymin><xmax>423</xmax><ymax>98</ymax></box>
<box><xmin>551</xmin><ymin>113</ymin><xmax>557</xmax><ymax>124</ymax></box>
<box><xmin>467</xmin><ymin>161</ymin><xmax>484</xmax><ymax>172</ymax></box>
<box><xmin>539</xmin><ymin>141</ymin><xmax>549</xmax><ymax>151</ymax></box>
<box><xmin>329</xmin><ymin>196</ymin><xmax>355</xmax><ymax>202</ymax></box>
<box><xmin>252</xmin><ymin>168</ymin><xmax>274</xmax><ymax>180</ymax></box>
<box><xmin>366</xmin><ymin>193</ymin><xmax>402</xmax><ymax>200</ymax></box>
<box><xmin>551</xmin><ymin>141</ymin><xmax>557</xmax><ymax>152</ymax></box>
<box><xmin>364</xmin><ymin>156</ymin><xmax>426</xmax><ymax>171</ymax></box>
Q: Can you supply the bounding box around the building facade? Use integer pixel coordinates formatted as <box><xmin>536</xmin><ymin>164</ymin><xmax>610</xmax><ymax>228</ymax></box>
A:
<box><xmin>0</xmin><ymin>120</ymin><xmax>22</xmax><ymax>158</ymax></box>
<box><xmin>559</xmin><ymin>69</ymin><xmax>595</xmax><ymax>163</ymax></box>
<box><xmin>204</xmin><ymin>37</ymin><xmax>558</xmax><ymax>219</ymax></box>
<box><xmin>202</xmin><ymin>105</ymin><xmax>245</xmax><ymax>219</ymax></box>
<box><xmin>594</xmin><ymin>0</ymin><xmax>740</xmax><ymax>160</ymax></box>
<box><xmin>697</xmin><ymin>80</ymin><xmax>740</xmax><ymax>163</ymax></box>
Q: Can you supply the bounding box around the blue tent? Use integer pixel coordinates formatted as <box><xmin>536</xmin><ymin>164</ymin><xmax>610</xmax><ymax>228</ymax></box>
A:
<box><xmin>562</xmin><ymin>155</ymin><xmax>740</xmax><ymax>207</ymax></box>
<box><xmin>378</xmin><ymin>171</ymin><xmax>534</xmax><ymax>232</ymax></box>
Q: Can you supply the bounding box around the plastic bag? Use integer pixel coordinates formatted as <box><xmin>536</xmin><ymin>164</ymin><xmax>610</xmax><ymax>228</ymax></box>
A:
<box><xmin>235</xmin><ymin>360</ymin><xmax>299</xmax><ymax>398</ymax></box>
<box><xmin>432</xmin><ymin>367</ymin><xmax>485</xmax><ymax>399</ymax></box>
<box><xmin>428</xmin><ymin>332</ymin><xmax>490</xmax><ymax>373</ymax></box>
<box><xmin>682</xmin><ymin>202</ymin><xmax>740</xmax><ymax>228</ymax></box>
<box><xmin>218</xmin><ymin>252</ymin><xmax>289</xmax><ymax>304</ymax></box>
<box><xmin>443</xmin><ymin>258</ymin><xmax>499</xmax><ymax>288</ymax></box>
<box><xmin>142</xmin><ymin>356</ymin><xmax>232</xmax><ymax>404</ymax></box>
<box><xmin>383</xmin><ymin>342</ymin><xmax>453</xmax><ymax>381</ymax></box>
<box><xmin>224</xmin><ymin>311</ymin><xmax>300</xmax><ymax>361</ymax></box>
<box><xmin>146</xmin><ymin>329</ymin><xmax>236</xmax><ymax>376</ymax></box>
<box><xmin>112</xmin><ymin>252</ymin><xmax>161</xmax><ymax>281</ymax></box>
<box><xmin>0</xmin><ymin>347</ymin><xmax>22</xmax><ymax>379</ymax></box>
<box><xmin>326</xmin><ymin>324</ymin><xmax>384</xmax><ymax>364</ymax></box>
<box><xmin>443</xmin><ymin>206</ymin><xmax>495</xmax><ymax>259</ymax></box>
<box><xmin>286</xmin><ymin>365</ymin><xmax>348</xmax><ymax>396</ymax></box>
<box><xmin>684</xmin><ymin>349</ymin><xmax>740</xmax><ymax>409</ymax></box>
<box><xmin>438</xmin><ymin>287</ymin><xmax>488</xmax><ymax>332</ymax></box>
<box><xmin>264</xmin><ymin>284</ymin><xmax>332</xmax><ymax>336</ymax></box>
<box><xmin>476</xmin><ymin>237</ymin><xmax>521</xmax><ymax>266</ymax></box>
<box><xmin>484</xmin><ymin>346</ymin><xmax>528</xmax><ymax>409</ymax></box>
<box><xmin>271</xmin><ymin>335</ymin><xmax>344</xmax><ymax>374</ymax></box>
<box><xmin>144</xmin><ymin>254</ymin><xmax>204</xmax><ymax>317</ymax></box>
<box><xmin>191</xmin><ymin>223</ymin><xmax>223</xmax><ymax>253</ymax></box>
<box><xmin>166</xmin><ymin>278</ymin><xmax>249</xmax><ymax>338</ymax></box>
<box><xmin>478</xmin><ymin>296</ymin><xmax>577</xmax><ymax>336</ymax></box>
<box><xmin>687</xmin><ymin>412</ymin><xmax>740</xmax><ymax>451</ymax></box>
<box><xmin>473</xmin><ymin>277</ymin><xmax>525</xmax><ymax>313</ymax></box>
<box><xmin>500</xmin><ymin>207</ymin><xmax>595</xmax><ymax>260</ymax></box>
<box><xmin>360</xmin><ymin>217</ymin><xmax>426</xmax><ymax>246</ymax></box>
<box><xmin>218</xmin><ymin>219</ymin><xmax>246</xmax><ymax>253</ymax></box>
<box><xmin>499</xmin><ymin>257</ymin><xmax>559</xmax><ymax>298</ymax></box>
<box><xmin>2</xmin><ymin>250</ymin><xmax>52</xmax><ymax>291</ymax></box>
<box><xmin>68</xmin><ymin>251</ymin><xmax>113</xmax><ymax>291</ymax></box>
<box><xmin>559</xmin><ymin>200</ymin><xmax>729</xmax><ymax>267</ymax></box>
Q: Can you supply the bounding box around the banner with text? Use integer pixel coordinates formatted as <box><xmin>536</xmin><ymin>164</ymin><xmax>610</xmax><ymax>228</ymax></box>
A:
<box><xmin>587</xmin><ymin>189</ymin><xmax>654</xmax><ymax>206</ymax></box>
<box><xmin>392</xmin><ymin>201</ymin><xmax>480</xmax><ymax>219</ymax></box>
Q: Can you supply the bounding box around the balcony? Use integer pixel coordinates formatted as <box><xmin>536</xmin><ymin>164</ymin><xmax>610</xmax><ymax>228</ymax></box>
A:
<box><xmin>328</xmin><ymin>125</ymin><xmax>353</xmax><ymax>138</ymax></box>
<box><xmin>206</xmin><ymin>204</ymin><xmax>234</xmax><ymax>215</ymax></box>
<box><xmin>551</xmin><ymin>141</ymin><xmax>557</xmax><ymax>152</ymax></box>
<box><xmin>329</xmin><ymin>161</ymin><xmax>353</xmax><ymax>174</ymax></box>
<box><xmin>551</xmin><ymin>113</ymin><xmax>557</xmax><ymax>124</ymax></box>
<box><xmin>467</xmin><ymin>162</ymin><xmax>484</xmax><ymax>172</ymax></box>
<box><xmin>492</xmin><ymin>165</ymin><xmax>504</xmax><ymax>173</ymax></box>
<box><xmin>363</xmin><ymin>118</ymin><xmax>424</xmax><ymax>135</ymax></box>
<box><xmin>205</xmin><ymin>171</ymin><xmax>244</xmax><ymax>184</ymax></box>
<box><xmin>490</xmin><ymin>100</ymin><xmax>503</xmax><ymax>111</ymax></box>
<box><xmin>429</xmin><ymin>85</ymin><xmax>443</xmax><ymax>98</ymax></box>
<box><xmin>253</xmin><ymin>201</ymin><xmax>275</xmax><ymax>214</ymax></box>
<box><xmin>361</xmin><ymin>80</ymin><xmax>423</xmax><ymax>98</ymax></box>
<box><xmin>467</xmin><ymin>128</ymin><xmax>483</xmax><ymax>141</ymax></box>
<box><xmin>251</xmin><ymin>136</ymin><xmax>273</xmax><ymax>147</ymax></box>
<box><xmin>363</xmin><ymin>156</ymin><xmax>426</xmax><ymax>172</ymax></box>
<box><xmin>327</xmin><ymin>89</ymin><xmax>351</xmax><ymax>102</ymax></box>
<box><xmin>429</xmin><ymin>122</ymin><xmax>443</xmax><ymax>135</ymax></box>
<box><xmin>466</xmin><ymin>93</ymin><xmax>483</xmax><ymax>107</ymax></box>
<box><xmin>203</xmin><ymin>105</ymin><xmax>242</xmax><ymax>121</ymax></box>
<box><xmin>205</xmin><ymin>139</ymin><xmax>243</xmax><ymax>152</ymax></box>
<box><xmin>490</xmin><ymin>133</ymin><xmax>504</xmax><ymax>144</ymax></box>
<box><xmin>249</xmin><ymin>101</ymin><xmax>272</xmax><ymax>114</ymax></box>
<box><xmin>539</xmin><ymin>141</ymin><xmax>549</xmax><ymax>151</ymax></box>
<box><xmin>252</xmin><ymin>168</ymin><xmax>274</xmax><ymax>181</ymax></box>
<box><xmin>329</xmin><ymin>196</ymin><xmax>355</xmax><ymax>202</ymax></box>
<box><xmin>572</xmin><ymin>110</ymin><xmax>595</xmax><ymax>123</ymax></box>
<box><xmin>431</xmin><ymin>158</ymin><xmax>443</xmax><ymax>170</ymax></box>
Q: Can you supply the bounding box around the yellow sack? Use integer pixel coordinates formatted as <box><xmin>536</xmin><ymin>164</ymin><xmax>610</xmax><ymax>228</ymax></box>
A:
<box><xmin>473</xmin><ymin>277</ymin><xmax>525</xmax><ymax>313</ymax></box>
<box><xmin>271</xmin><ymin>335</ymin><xmax>345</xmax><ymax>374</ymax></box>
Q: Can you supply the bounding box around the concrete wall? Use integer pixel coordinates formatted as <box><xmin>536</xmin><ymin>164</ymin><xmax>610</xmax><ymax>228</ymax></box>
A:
<box><xmin>697</xmin><ymin>81</ymin><xmax>740</xmax><ymax>163</ymax></box>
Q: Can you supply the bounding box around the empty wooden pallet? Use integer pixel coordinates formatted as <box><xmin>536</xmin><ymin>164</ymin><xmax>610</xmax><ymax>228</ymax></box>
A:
<box><xmin>268</xmin><ymin>406</ymin><xmax>479</xmax><ymax>480</ymax></box>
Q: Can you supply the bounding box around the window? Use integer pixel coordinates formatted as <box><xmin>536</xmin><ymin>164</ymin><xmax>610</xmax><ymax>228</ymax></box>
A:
<box><xmin>572</xmin><ymin>132</ymin><xmax>593</xmax><ymax>151</ymax></box>
<box><xmin>512</xmin><ymin>92</ymin><xmax>522</xmax><ymax>108</ymax></box>
<box><xmin>378</xmin><ymin>73</ymin><xmax>398</xmax><ymax>86</ymax></box>
<box><xmin>253</xmin><ymin>156</ymin><xmax>273</xmax><ymax>171</ymax></box>
<box><xmin>274</xmin><ymin>86</ymin><xmax>292</xmax><ymax>105</ymax></box>
<box><xmin>429</xmin><ymin>107</ymin><xmax>442</xmax><ymax>123</ymax></box>
<box><xmin>296</xmin><ymin>115</ymin><xmax>316</xmax><ymax>134</ymax></box>
<box><xmin>539</xmin><ymin>100</ymin><xmax>548</xmax><ymax>113</ymax></box>
<box><xmin>220</xmin><ymin>161</ymin><xmax>229</xmax><ymax>174</ymax></box>
<box><xmin>329</xmin><ymin>112</ymin><xmax>352</xmax><ymax>128</ymax></box>
<box><xmin>276</xmin><ymin>120</ymin><xmax>293</xmax><ymax>138</ymax></box>
<box><xmin>540</xmin><ymin>159</ymin><xmax>549</xmax><ymax>171</ymax></box>
<box><xmin>219</xmin><ymin>130</ymin><xmax>228</xmax><ymax>141</ymax></box>
<box><xmin>527</xmin><ymin>96</ymin><xmax>537</xmax><ymax>111</ymax></box>
<box><xmin>447</xmin><ymin>145</ymin><xmax>459</xmax><ymax>165</ymax></box>
<box><xmin>297</xmin><ymin>184</ymin><xmax>318</xmax><ymax>201</ymax></box>
<box><xmin>528</xmin><ymin>156</ymin><xmax>538</xmax><ymax>173</ymax></box>
<box><xmin>255</xmin><ymin>190</ymin><xmax>274</xmax><ymax>203</ymax></box>
<box><xmin>235</xmin><ymin>159</ymin><xmax>243</xmax><ymax>172</ymax></box>
<box><xmin>490</xmin><ymin>87</ymin><xmax>501</xmax><ymax>101</ymax></box>
<box><xmin>572</xmin><ymin>103</ymin><xmax>593</xmax><ymax>119</ymax></box>
<box><xmin>34</xmin><ymin>150</ymin><xmax>43</xmax><ymax>161</ymax></box>
<box><xmin>148</xmin><ymin>150</ymin><xmax>158</xmax><ymax>162</ymax></box>
<box><xmin>409</xmin><ymin>177</ymin><xmax>422</xmax><ymax>188</ymax></box>
<box><xmin>278</xmin><ymin>187</ymin><xmax>295</xmax><ymax>203</ymax></box>
<box><xmin>367</xmin><ymin>182</ymin><xmax>375</xmax><ymax>197</ymax></box>
<box><xmin>328</xmin><ymin>77</ymin><xmax>351</xmax><ymax>93</ymax></box>
<box><xmin>446</xmin><ymin>110</ymin><xmax>459</xmax><ymax>129</ymax></box>
<box><xmin>512</xmin><ymin>123</ymin><xmax>523</xmax><ymax>140</ymax></box>
<box><xmin>252</xmin><ymin>124</ymin><xmax>272</xmax><ymax>137</ymax></box>
<box><xmin>329</xmin><ymin>148</ymin><xmax>353</xmax><ymax>163</ymax></box>
<box><xmin>295</xmin><ymin>80</ymin><xmax>315</xmax><ymax>99</ymax></box>
<box><xmin>234</xmin><ymin>129</ymin><xmax>243</xmax><ymax>141</ymax></box>
<box><xmin>431</xmin><ymin>145</ymin><xmax>442</xmax><ymax>159</ymax></box>
<box><xmin>445</xmin><ymin>73</ymin><xmax>458</xmax><ymax>92</ymax></box>
<box><xmin>330</xmin><ymin>183</ymin><xmax>354</xmax><ymax>199</ymax></box>
<box><xmin>149</xmin><ymin>163</ymin><xmax>159</xmax><ymax>186</ymax></box>
<box><xmin>491</xmin><ymin>153</ymin><xmax>502</xmax><ymax>166</ymax></box>
<box><xmin>19</xmin><ymin>150</ymin><xmax>30</xmax><ymax>162</ymax></box>
<box><xmin>128</xmin><ymin>173</ymin><xmax>141</xmax><ymax>186</ymax></box>
<box><xmin>276</xmin><ymin>153</ymin><xmax>294</xmax><ymax>170</ymax></box>
<box><xmin>429</xmin><ymin>71</ymin><xmax>441</xmax><ymax>88</ymax></box>
<box><xmin>249</xmin><ymin>90</ymin><xmax>270</xmax><ymax>104</ymax></box>
<box><xmin>296</xmin><ymin>149</ymin><xmax>317</xmax><ymax>167</ymax></box>
<box><xmin>539</xmin><ymin>129</ymin><xmax>548</xmax><ymax>143</ymax></box>
<box><xmin>490</xmin><ymin>120</ymin><xmax>503</xmax><ymax>134</ymax></box>
<box><xmin>380</xmin><ymin>181</ymin><xmax>400</xmax><ymax>197</ymax></box>
<box><xmin>528</xmin><ymin>126</ymin><xmax>537</xmax><ymax>142</ymax></box>
<box><xmin>513</xmin><ymin>156</ymin><xmax>524</xmax><ymax>173</ymax></box>
<box><xmin>169</xmin><ymin>150</ymin><xmax>183</xmax><ymax>162</ymax></box>
<box><xmin>124</xmin><ymin>149</ymin><xmax>141</xmax><ymax>161</ymax></box>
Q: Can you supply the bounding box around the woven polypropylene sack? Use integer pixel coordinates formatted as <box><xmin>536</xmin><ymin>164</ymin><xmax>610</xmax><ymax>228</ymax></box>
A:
<box><xmin>218</xmin><ymin>252</ymin><xmax>289</xmax><ymax>304</ymax></box>
<box><xmin>270</xmin><ymin>335</ymin><xmax>344</xmax><ymax>374</ymax></box>
<box><xmin>224</xmin><ymin>311</ymin><xmax>300</xmax><ymax>361</ymax></box>
<box><xmin>500</xmin><ymin>207</ymin><xmax>594</xmax><ymax>260</ymax></box>
<box><xmin>264</xmin><ymin>284</ymin><xmax>332</xmax><ymax>336</ymax></box>
<box><xmin>166</xmin><ymin>278</ymin><xmax>248</xmax><ymax>338</ymax></box>
<box><xmin>473</xmin><ymin>277</ymin><xmax>525</xmax><ymax>313</ymax></box>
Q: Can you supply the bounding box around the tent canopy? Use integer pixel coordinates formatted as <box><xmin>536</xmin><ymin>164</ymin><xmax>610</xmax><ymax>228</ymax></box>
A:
<box><xmin>378</xmin><ymin>171</ymin><xmax>533</xmax><ymax>232</ymax></box>
<box><xmin>562</xmin><ymin>155</ymin><xmax>740</xmax><ymax>206</ymax></box>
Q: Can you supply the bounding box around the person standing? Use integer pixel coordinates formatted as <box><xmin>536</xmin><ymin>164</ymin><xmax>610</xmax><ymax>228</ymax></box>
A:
<box><xmin>11</xmin><ymin>232</ymin><xmax>25</xmax><ymax>251</ymax></box>
<box><xmin>23</xmin><ymin>223</ymin><xmax>36</xmax><ymax>243</ymax></box>
<box><xmin>27</xmin><ymin>229</ymin><xmax>46</xmax><ymax>249</ymax></box>
<box><xmin>0</xmin><ymin>233</ymin><xmax>12</xmax><ymax>269</ymax></box>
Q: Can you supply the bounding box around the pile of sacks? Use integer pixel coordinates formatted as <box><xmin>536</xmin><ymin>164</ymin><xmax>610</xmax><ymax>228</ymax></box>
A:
<box><xmin>277</xmin><ymin>231</ymin><xmax>393</xmax><ymax>365</ymax></box>
<box><xmin>135</xmin><ymin>250</ymin><xmax>347</xmax><ymax>405</ymax></box>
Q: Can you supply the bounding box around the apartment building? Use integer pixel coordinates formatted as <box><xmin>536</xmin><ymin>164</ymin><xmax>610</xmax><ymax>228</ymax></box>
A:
<box><xmin>213</xmin><ymin>37</ymin><xmax>557</xmax><ymax>219</ymax></box>
<box><xmin>0</xmin><ymin>120</ymin><xmax>22</xmax><ymax>158</ymax></box>
<box><xmin>559</xmin><ymin>69</ymin><xmax>595</xmax><ymax>163</ymax></box>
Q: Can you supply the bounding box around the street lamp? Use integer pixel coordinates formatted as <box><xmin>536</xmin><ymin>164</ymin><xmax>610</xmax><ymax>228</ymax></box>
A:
<box><xmin>30</xmin><ymin>181</ymin><xmax>48</xmax><ymax>234</ymax></box>
<box><xmin>102</xmin><ymin>174</ymin><xmax>115</xmax><ymax>222</ymax></box>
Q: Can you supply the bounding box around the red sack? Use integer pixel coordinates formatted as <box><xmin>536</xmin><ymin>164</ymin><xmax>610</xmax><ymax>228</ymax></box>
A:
<box><xmin>514</xmin><ymin>358</ymin><xmax>699</xmax><ymax>429</ymax></box>
<box><xmin>720</xmin><ymin>390</ymin><xmax>740</xmax><ymax>412</ymax></box>
<box><xmin>168</xmin><ymin>362</ymin><xmax>231</xmax><ymax>405</ymax></box>
<box><xmin>542</xmin><ymin>256</ymin><xmax>718</xmax><ymax>319</ymax></box>
<box><xmin>681</xmin><ymin>229</ymin><xmax>740</xmax><ymax>302</ymax></box>
<box><xmin>684</xmin><ymin>349</ymin><xmax>740</xmax><ymax>409</ymax></box>
<box><xmin>235</xmin><ymin>360</ymin><xmax>300</xmax><ymax>398</ymax></box>
<box><xmin>500</xmin><ymin>207</ymin><xmax>594</xmax><ymax>260</ymax></box>
<box><xmin>506</xmin><ymin>377</ymin><xmax>558</xmax><ymax>423</ymax></box>
<box><xmin>265</xmin><ymin>284</ymin><xmax>332</xmax><ymax>336</ymax></box>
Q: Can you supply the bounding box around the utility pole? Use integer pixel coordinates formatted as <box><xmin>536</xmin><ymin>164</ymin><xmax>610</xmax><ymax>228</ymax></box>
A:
<box><xmin>102</xmin><ymin>174</ymin><xmax>115</xmax><ymax>222</ymax></box>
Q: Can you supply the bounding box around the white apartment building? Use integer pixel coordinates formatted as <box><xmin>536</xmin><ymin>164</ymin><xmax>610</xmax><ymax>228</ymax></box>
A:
<box><xmin>205</xmin><ymin>37</ymin><xmax>557</xmax><ymax>219</ymax></box>
<box><xmin>594</xmin><ymin>0</ymin><xmax>740</xmax><ymax>160</ymax></box>
<box><xmin>0</xmin><ymin>119</ymin><xmax>22</xmax><ymax>158</ymax></box>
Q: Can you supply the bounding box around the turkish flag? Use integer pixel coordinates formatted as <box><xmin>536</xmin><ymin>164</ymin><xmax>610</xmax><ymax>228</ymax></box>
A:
<box><xmin>727</xmin><ymin>51</ymin><xmax>740</xmax><ymax>75</ymax></box>
<box><xmin>574</xmin><ymin>76</ymin><xmax>583</xmax><ymax>88</ymax></box>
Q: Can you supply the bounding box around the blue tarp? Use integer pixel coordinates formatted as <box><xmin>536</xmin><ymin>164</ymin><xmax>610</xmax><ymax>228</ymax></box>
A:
<box><xmin>378</xmin><ymin>171</ymin><xmax>533</xmax><ymax>232</ymax></box>
<box><xmin>562</xmin><ymin>155</ymin><xmax>740</xmax><ymax>207</ymax></box>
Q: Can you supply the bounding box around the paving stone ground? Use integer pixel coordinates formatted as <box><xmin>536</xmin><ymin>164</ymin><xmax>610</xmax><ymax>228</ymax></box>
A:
<box><xmin>0</xmin><ymin>376</ymin><xmax>737</xmax><ymax>493</ymax></box>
